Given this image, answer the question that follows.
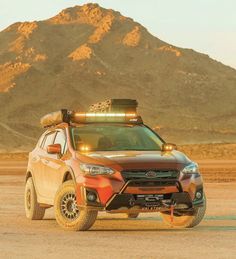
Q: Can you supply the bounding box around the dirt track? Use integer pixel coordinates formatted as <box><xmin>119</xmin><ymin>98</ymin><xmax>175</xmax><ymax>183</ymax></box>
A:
<box><xmin>0</xmin><ymin>161</ymin><xmax>236</xmax><ymax>259</ymax></box>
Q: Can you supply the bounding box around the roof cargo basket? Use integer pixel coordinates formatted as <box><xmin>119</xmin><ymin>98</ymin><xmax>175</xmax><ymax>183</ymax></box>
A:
<box><xmin>89</xmin><ymin>99</ymin><xmax>138</xmax><ymax>113</ymax></box>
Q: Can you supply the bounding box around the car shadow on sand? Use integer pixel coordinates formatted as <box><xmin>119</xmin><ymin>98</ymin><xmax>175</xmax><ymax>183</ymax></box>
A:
<box><xmin>90</xmin><ymin>225</ymin><xmax>236</xmax><ymax>232</ymax></box>
<box><xmin>91</xmin><ymin>216</ymin><xmax>236</xmax><ymax>232</ymax></box>
<box><xmin>40</xmin><ymin>215</ymin><xmax>236</xmax><ymax>232</ymax></box>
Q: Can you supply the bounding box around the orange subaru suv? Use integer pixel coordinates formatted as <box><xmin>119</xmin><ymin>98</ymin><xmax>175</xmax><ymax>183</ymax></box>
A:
<box><xmin>25</xmin><ymin>99</ymin><xmax>206</xmax><ymax>231</ymax></box>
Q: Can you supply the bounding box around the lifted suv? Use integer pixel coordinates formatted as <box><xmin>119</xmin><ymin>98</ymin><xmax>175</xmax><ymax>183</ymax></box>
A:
<box><xmin>25</xmin><ymin>99</ymin><xmax>206</xmax><ymax>231</ymax></box>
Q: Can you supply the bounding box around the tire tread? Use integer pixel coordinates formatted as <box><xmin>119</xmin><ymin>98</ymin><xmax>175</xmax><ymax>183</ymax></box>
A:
<box><xmin>25</xmin><ymin>177</ymin><xmax>45</xmax><ymax>220</ymax></box>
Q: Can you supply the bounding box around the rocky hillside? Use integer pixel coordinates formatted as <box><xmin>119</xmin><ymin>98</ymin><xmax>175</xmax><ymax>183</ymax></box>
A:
<box><xmin>0</xmin><ymin>3</ymin><xmax>236</xmax><ymax>151</ymax></box>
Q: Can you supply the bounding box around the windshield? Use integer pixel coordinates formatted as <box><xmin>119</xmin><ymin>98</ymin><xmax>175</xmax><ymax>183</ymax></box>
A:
<box><xmin>71</xmin><ymin>124</ymin><xmax>163</xmax><ymax>151</ymax></box>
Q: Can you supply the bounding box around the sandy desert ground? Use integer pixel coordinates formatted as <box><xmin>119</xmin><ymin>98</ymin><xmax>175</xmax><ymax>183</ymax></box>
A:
<box><xmin>0</xmin><ymin>160</ymin><xmax>236</xmax><ymax>259</ymax></box>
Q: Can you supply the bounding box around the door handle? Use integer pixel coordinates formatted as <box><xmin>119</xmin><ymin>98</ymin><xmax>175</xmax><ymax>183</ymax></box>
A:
<box><xmin>42</xmin><ymin>159</ymin><xmax>49</xmax><ymax>165</ymax></box>
<box><xmin>32</xmin><ymin>156</ymin><xmax>39</xmax><ymax>162</ymax></box>
<box><xmin>44</xmin><ymin>160</ymin><xmax>49</xmax><ymax>164</ymax></box>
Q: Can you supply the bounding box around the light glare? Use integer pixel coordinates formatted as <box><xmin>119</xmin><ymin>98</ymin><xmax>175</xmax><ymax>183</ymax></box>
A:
<box><xmin>74</xmin><ymin>113</ymin><xmax>136</xmax><ymax>117</ymax></box>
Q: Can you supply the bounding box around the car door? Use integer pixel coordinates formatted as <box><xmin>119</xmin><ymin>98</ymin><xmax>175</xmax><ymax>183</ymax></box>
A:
<box><xmin>30</xmin><ymin>133</ymin><xmax>47</xmax><ymax>197</ymax></box>
<box><xmin>42</xmin><ymin>129</ymin><xmax>67</xmax><ymax>202</ymax></box>
<box><xmin>37</xmin><ymin>131</ymin><xmax>57</xmax><ymax>200</ymax></box>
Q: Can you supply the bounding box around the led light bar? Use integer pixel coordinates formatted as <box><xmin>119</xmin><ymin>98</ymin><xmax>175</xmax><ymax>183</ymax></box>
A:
<box><xmin>72</xmin><ymin>112</ymin><xmax>142</xmax><ymax>124</ymax></box>
<box><xmin>74</xmin><ymin>113</ymin><xmax>137</xmax><ymax>117</ymax></box>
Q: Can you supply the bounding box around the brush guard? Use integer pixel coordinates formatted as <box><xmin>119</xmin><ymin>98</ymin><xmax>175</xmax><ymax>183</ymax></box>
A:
<box><xmin>106</xmin><ymin>179</ymin><xmax>193</xmax><ymax>212</ymax></box>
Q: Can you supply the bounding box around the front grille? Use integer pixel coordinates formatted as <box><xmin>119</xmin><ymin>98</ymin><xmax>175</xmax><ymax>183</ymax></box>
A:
<box><xmin>127</xmin><ymin>180</ymin><xmax>178</xmax><ymax>187</ymax></box>
<box><xmin>121</xmin><ymin>169</ymin><xmax>179</xmax><ymax>182</ymax></box>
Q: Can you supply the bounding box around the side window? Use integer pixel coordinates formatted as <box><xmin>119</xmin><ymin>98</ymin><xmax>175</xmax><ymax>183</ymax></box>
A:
<box><xmin>42</xmin><ymin>132</ymin><xmax>56</xmax><ymax>150</ymax></box>
<box><xmin>54</xmin><ymin>130</ymin><xmax>67</xmax><ymax>154</ymax></box>
<box><xmin>38</xmin><ymin>134</ymin><xmax>45</xmax><ymax>148</ymax></box>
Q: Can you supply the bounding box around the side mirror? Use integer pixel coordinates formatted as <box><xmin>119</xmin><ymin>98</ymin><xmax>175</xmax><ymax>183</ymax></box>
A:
<box><xmin>162</xmin><ymin>143</ymin><xmax>177</xmax><ymax>152</ymax></box>
<box><xmin>47</xmin><ymin>144</ymin><xmax>61</xmax><ymax>154</ymax></box>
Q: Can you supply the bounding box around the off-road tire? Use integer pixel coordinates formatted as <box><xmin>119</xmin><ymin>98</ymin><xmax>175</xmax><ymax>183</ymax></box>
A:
<box><xmin>161</xmin><ymin>194</ymin><xmax>206</xmax><ymax>228</ymax></box>
<box><xmin>127</xmin><ymin>213</ymin><xmax>139</xmax><ymax>219</ymax></box>
<box><xmin>54</xmin><ymin>180</ymin><xmax>98</xmax><ymax>231</ymax></box>
<box><xmin>24</xmin><ymin>177</ymin><xmax>45</xmax><ymax>220</ymax></box>
<box><xmin>186</xmin><ymin>197</ymin><xmax>207</xmax><ymax>228</ymax></box>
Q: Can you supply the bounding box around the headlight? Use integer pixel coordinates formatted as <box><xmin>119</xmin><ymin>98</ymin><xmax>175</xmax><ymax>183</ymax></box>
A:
<box><xmin>80</xmin><ymin>163</ymin><xmax>115</xmax><ymax>176</ymax></box>
<box><xmin>181</xmin><ymin>162</ymin><xmax>199</xmax><ymax>174</ymax></box>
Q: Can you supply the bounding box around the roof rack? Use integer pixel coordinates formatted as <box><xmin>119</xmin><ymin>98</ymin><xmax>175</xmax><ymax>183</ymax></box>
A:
<box><xmin>40</xmin><ymin>99</ymin><xmax>142</xmax><ymax>128</ymax></box>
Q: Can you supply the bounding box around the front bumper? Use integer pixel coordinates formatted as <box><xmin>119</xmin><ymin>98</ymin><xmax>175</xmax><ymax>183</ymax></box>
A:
<box><xmin>76</xmin><ymin>175</ymin><xmax>204</xmax><ymax>212</ymax></box>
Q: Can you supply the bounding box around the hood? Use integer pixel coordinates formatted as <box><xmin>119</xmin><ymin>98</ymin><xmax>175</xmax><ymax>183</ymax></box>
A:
<box><xmin>77</xmin><ymin>150</ymin><xmax>191</xmax><ymax>171</ymax></box>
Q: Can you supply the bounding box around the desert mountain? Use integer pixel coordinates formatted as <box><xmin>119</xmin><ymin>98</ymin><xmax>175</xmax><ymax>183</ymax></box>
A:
<box><xmin>0</xmin><ymin>3</ymin><xmax>236</xmax><ymax>151</ymax></box>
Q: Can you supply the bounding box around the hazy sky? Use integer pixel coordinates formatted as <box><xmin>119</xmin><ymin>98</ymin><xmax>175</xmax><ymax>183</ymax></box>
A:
<box><xmin>0</xmin><ymin>0</ymin><xmax>235</xmax><ymax>69</ymax></box>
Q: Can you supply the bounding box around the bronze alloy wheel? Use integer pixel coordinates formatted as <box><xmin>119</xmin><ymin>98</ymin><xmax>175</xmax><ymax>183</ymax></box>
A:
<box><xmin>54</xmin><ymin>181</ymin><xmax>98</xmax><ymax>231</ymax></box>
<box><xmin>26</xmin><ymin>189</ymin><xmax>31</xmax><ymax>210</ymax></box>
<box><xmin>60</xmin><ymin>192</ymin><xmax>79</xmax><ymax>220</ymax></box>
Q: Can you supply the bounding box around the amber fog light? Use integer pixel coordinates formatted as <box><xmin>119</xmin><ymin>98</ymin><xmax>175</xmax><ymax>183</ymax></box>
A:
<box><xmin>87</xmin><ymin>192</ymin><xmax>97</xmax><ymax>202</ymax></box>
<box><xmin>195</xmin><ymin>191</ymin><xmax>202</xmax><ymax>199</ymax></box>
